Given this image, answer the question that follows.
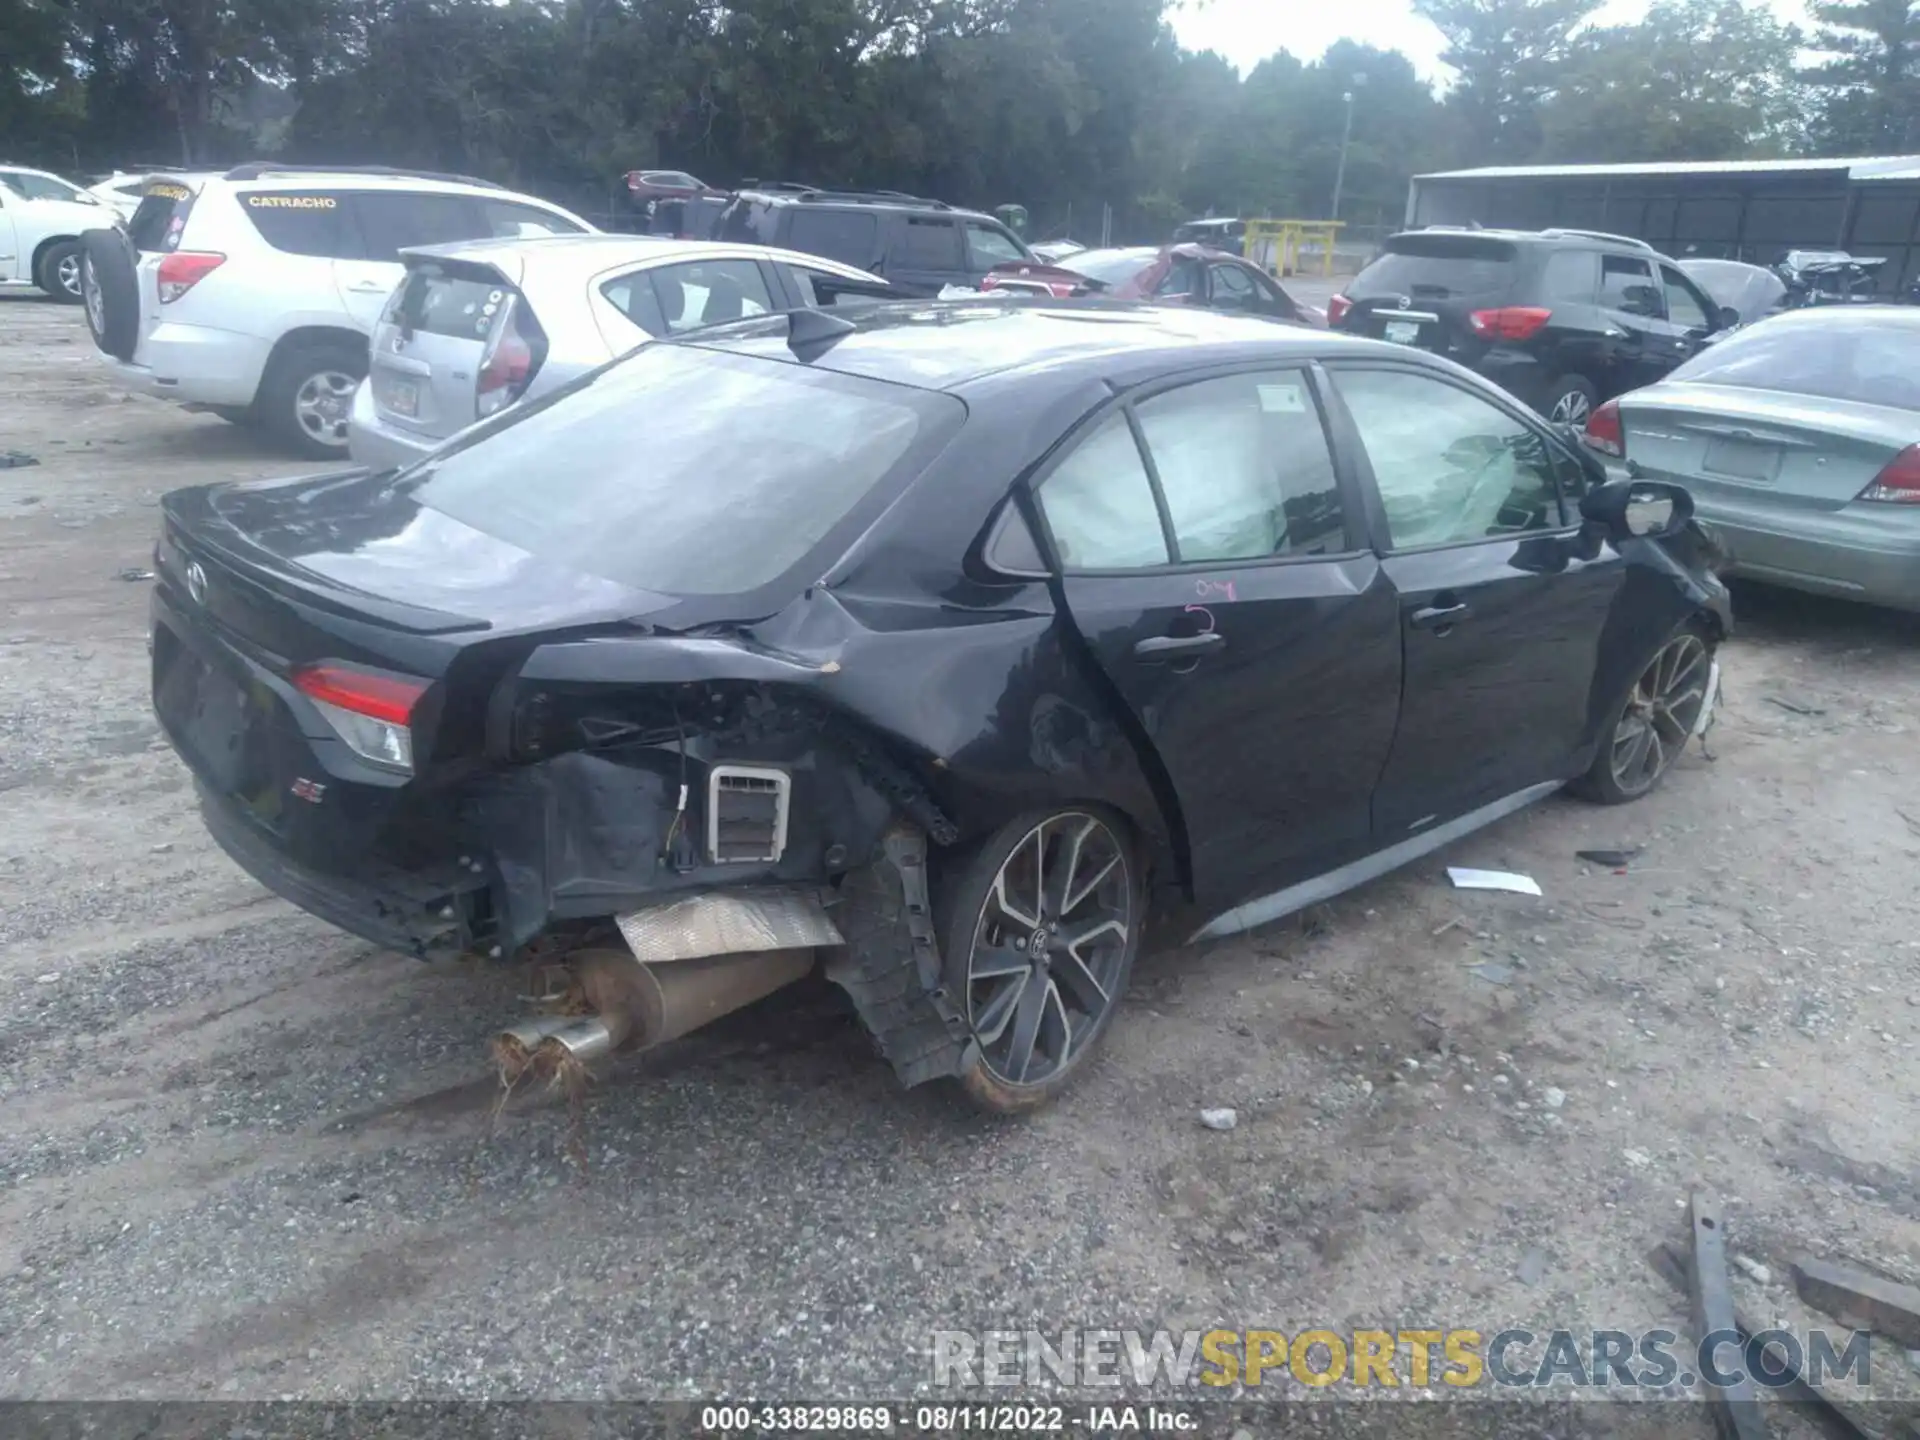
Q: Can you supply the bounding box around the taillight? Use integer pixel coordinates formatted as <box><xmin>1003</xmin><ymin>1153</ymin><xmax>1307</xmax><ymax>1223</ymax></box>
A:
<box><xmin>475</xmin><ymin>297</ymin><xmax>537</xmax><ymax>419</ymax></box>
<box><xmin>1468</xmin><ymin>305</ymin><xmax>1553</xmax><ymax>341</ymax></box>
<box><xmin>292</xmin><ymin>663</ymin><xmax>427</xmax><ymax>774</ymax></box>
<box><xmin>156</xmin><ymin>251</ymin><xmax>224</xmax><ymax>303</ymax></box>
<box><xmin>1859</xmin><ymin>444</ymin><xmax>1920</xmax><ymax>504</ymax></box>
<box><xmin>1583</xmin><ymin>399</ymin><xmax>1624</xmax><ymax>457</ymax></box>
<box><xmin>624</xmin><ymin>171</ymin><xmax>645</xmax><ymax>193</ymax></box>
<box><xmin>1327</xmin><ymin>294</ymin><xmax>1352</xmax><ymax>326</ymax></box>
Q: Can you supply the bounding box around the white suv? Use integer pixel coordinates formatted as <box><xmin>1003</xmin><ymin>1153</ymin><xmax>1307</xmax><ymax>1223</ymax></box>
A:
<box><xmin>80</xmin><ymin>165</ymin><xmax>595</xmax><ymax>456</ymax></box>
<box><xmin>0</xmin><ymin>164</ymin><xmax>115</xmax><ymax>301</ymax></box>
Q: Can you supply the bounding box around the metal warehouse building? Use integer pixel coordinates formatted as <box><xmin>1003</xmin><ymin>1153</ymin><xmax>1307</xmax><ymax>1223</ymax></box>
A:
<box><xmin>1406</xmin><ymin>156</ymin><xmax>1920</xmax><ymax>293</ymax></box>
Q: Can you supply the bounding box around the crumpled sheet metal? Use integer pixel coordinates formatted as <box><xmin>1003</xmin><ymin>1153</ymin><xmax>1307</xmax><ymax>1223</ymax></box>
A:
<box><xmin>616</xmin><ymin>887</ymin><xmax>844</xmax><ymax>964</ymax></box>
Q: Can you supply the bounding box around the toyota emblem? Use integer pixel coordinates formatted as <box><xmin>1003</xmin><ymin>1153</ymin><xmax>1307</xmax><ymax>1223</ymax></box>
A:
<box><xmin>185</xmin><ymin>560</ymin><xmax>208</xmax><ymax>606</ymax></box>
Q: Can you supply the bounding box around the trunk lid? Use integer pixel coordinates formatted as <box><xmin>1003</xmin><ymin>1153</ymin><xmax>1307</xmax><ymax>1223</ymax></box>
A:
<box><xmin>369</xmin><ymin>252</ymin><xmax>544</xmax><ymax>444</ymax></box>
<box><xmin>1618</xmin><ymin>382</ymin><xmax>1915</xmax><ymax>515</ymax></box>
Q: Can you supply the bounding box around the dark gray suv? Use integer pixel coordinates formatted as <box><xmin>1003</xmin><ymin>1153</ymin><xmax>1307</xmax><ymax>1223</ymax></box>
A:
<box><xmin>713</xmin><ymin>184</ymin><xmax>1032</xmax><ymax>295</ymax></box>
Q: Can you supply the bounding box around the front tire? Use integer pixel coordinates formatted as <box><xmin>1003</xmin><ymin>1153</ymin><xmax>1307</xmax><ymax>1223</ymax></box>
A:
<box><xmin>255</xmin><ymin>342</ymin><xmax>366</xmax><ymax>458</ymax></box>
<box><xmin>1569</xmin><ymin>622</ymin><xmax>1717</xmax><ymax>804</ymax></box>
<box><xmin>937</xmin><ymin>807</ymin><xmax>1142</xmax><ymax>1115</ymax></box>
<box><xmin>36</xmin><ymin>240</ymin><xmax>85</xmax><ymax>303</ymax></box>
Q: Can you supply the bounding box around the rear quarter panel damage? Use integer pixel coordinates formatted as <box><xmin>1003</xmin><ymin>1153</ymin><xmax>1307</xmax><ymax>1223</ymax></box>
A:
<box><xmin>464</xmin><ymin>583</ymin><xmax>1174</xmax><ymax>952</ymax></box>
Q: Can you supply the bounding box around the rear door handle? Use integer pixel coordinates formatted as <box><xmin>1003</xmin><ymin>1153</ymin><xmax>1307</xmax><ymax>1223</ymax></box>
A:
<box><xmin>1133</xmin><ymin>632</ymin><xmax>1225</xmax><ymax>661</ymax></box>
<box><xmin>348</xmin><ymin>281</ymin><xmax>388</xmax><ymax>293</ymax></box>
<box><xmin>1409</xmin><ymin>601</ymin><xmax>1472</xmax><ymax>631</ymax></box>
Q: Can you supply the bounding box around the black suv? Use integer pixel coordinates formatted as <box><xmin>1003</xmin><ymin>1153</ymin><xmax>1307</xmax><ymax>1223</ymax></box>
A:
<box><xmin>1330</xmin><ymin>227</ymin><xmax>1736</xmax><ymax>425</ymax></box>
<box><xmin>713</xmin><ymin>184</ymin><xmax>1033</xmax><ymax>295</ymax></box>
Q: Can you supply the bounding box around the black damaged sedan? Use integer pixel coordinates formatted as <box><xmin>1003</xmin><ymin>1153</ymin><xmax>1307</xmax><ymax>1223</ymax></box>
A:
<box><xmin>151</xmin><ymin>301</ymin><xmax>1729</xmax><ymax>1113</ymax></box>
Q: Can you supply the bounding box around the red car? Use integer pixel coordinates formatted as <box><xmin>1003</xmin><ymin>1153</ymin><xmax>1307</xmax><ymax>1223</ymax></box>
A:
<box><xmin>980</xmin><ymin>244</ymin><xmax>1325</xmax><ymax>327</ymax></box>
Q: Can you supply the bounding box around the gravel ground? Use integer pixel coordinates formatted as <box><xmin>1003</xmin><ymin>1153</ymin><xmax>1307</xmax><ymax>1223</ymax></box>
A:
<box><xmin>2</xmin><ymin>292</ymin><xmax>1917</xmax><ymax>1429</ymax></box>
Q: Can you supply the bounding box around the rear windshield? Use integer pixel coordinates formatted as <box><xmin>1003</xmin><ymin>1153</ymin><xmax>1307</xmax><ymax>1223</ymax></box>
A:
<box><xmin>405</xmin><ymin>345</ymin><xmax>964</xmax><ymax>595</ymax></box>
<box><xmin>1668</xmin><ymin>314</ymin><xmax>1920</xmax><ymax>411</ymax></box>
<box><xmin>128</xmin><ymin>180</ymin><xmax>197</xmax><ymax>252</ymax></box>
<box><xmin>390</xmin><ymin>266</ymin><xmax>502</xmax><ymax>341</ymax></box>
<box><xmin>1349</xmin><ymin>236</ymin><xmax>1518</xmax><ymax>300</ymax></box>
<box><xmin>1062</xmin><ymin>249</ymin><xmax>1159</xmax><ymax>286</ymax></box>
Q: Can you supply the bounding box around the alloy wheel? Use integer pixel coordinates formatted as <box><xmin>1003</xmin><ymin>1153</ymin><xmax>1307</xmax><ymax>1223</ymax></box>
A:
<box><xmin>965</xmin><ymin>813</ymin><xmax>1131</xmax><ymax>1087</ymax></box>
<box><xmin>1550</xmin><ymin>389</ymin><xmax>1592</xmax><ymax>425</ymax></box>
<box><xmin>1609</xmin><ymin>634</ymin><xmax>1711</xmax><ymax>796</ymax></box>
<box><xmin>56</xmin><ymin>252</ymin><xmax>84</xmax><ymax>298</ymax></box>
<box><xmin>82</xmin><ymin>257</ymin><xmax>105</xmax><ymax>333</ymax></box>
<box><xmin>294</xmin><ymin>369</ymin><xmax>358</xmax><ymax>449</ymax></box>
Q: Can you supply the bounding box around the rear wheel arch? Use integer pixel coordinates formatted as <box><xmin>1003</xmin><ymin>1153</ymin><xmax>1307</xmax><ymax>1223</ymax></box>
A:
<box><xmin>260</xmin><ymin>324</ymin><xmax>372</xmax><ymax>385</ymax></box>
<box><xmin>30</xmin><ymin>233</ymin><xmax>79</xmax><ymax>275</ymax></box>
<box><xmin>254</xmin><ymin>327</ymin><xmax>370</xmax><ymax>456</ymax></box>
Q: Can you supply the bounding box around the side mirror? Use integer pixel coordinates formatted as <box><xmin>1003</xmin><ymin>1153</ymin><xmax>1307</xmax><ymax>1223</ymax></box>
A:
<box><xmin>1580</xmin><ymin>478</ymin><xmax>1693</xmax><ymax>542</ymax></box>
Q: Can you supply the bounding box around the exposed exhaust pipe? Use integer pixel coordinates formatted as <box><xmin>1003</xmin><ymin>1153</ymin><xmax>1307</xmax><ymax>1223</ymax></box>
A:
<box><xmin>496</xmin><ymin>947</ymin><xmax>815</xmax><ymax>1081</ymax></box>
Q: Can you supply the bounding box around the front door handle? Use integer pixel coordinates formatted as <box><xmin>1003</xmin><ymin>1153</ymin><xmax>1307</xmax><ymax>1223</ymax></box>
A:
<box><xmin>1408</xmin><ymin>601</ymin><xmax>1472</xmax><ymax>631</ymax></box>
<box><xmin>1133</xmin><ymin>632</ymin><xmax>1225</xmax><ymax>662</ymax></box>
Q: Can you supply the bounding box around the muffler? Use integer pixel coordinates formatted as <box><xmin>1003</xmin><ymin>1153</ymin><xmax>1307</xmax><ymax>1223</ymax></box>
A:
<box><xmin>496</xmin><ymin>947</ymin><xmax>814</xmax><ymax>1081</ymax></box>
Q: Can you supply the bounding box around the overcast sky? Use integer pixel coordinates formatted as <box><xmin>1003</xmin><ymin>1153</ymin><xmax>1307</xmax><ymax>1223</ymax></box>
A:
<box><xmin>1168</xmin><ymin>0</ymin><xmax>1813</xmax><ymax>81</ymax></box>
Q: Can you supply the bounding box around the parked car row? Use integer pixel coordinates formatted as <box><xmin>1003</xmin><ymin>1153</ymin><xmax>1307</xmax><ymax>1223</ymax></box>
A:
<box><xmin>72</xmin><ymin>165</ymin><xmax>907</xmax><ymax>459</ymax></box>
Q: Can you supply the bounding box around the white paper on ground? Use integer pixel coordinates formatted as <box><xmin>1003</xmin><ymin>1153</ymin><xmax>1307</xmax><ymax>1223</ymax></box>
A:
<box><xmin>1446</xmin><ymin>867</ymin><xmax>1543</xmax><ymax>896</ymax></box>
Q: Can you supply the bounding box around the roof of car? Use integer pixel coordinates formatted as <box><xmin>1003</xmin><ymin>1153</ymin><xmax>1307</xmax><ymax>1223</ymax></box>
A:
<box><xmin>399</xmin><ymin>233</ymin><xmax>885</xmax><ymax>285</ymax></box>
<box><xmin>1390</xmin><ymin>226</ymin><xmax>1659</xmax><ymax>252</ymax></box>
<box><xmin>693</xmin><ymin>299</ymin><xmax>1380</xmax><ymax>392</ymax></box>
<box><xmin>731</xmin><ymin>186</ymin><xmax>1003</xmax><ymax>225</ymax></box>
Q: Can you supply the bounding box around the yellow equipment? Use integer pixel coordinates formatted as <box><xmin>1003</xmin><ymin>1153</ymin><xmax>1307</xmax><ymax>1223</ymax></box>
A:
<box><xmin>1241</xmin><ymin>219</ymin><xmax>1344</xmax><ymax>278</ymax></box>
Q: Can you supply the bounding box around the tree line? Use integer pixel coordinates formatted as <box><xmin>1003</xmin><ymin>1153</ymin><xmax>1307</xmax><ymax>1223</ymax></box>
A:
<box><xmin>2</xmin><ymin>0</ymin><xmax>1916</xmax><ymax>239</ymax></box>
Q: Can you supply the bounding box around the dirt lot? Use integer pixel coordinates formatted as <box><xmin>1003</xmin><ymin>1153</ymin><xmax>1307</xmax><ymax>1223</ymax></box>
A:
<box><xmin>2</xmin><ymin>292</ymin><xmax>1917</xmax><ymax>1421</ymax></box>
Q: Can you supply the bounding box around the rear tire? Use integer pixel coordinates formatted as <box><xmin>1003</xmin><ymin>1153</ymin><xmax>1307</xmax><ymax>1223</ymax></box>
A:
<box><xmin>936</xmin><ymin>807</ymin><xmax>1142</xmax><ymax>1115</ymax></box>
<box><xmin>254</xmin><ymin>341</ymin><xmax>366</xmax><ymax>458</ymax></box>
<box><xmin>1542</xmin><ymin>373</ymin><xmax>1599</xmax><ymax>427</ymax></box>
<box><xmin>1568</xmin><ymin>620</ymin><xmax>1717</xmax><ymax>805</ymax></box>
<box><xmin>35</xmin><ymin>240</ymin><xmax>85</xmax><ymax>304</ymax></box>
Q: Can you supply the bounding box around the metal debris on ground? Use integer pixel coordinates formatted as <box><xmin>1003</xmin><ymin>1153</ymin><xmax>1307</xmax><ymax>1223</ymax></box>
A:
<box><xmin>1576</xmin><ymin>847</ymin><xmax>1643</xmax><ymax>867</ymax></box>
<box><xmin>1763</xmin><ymin>694</ymin><xmax>1827</xmax><ymax>717</ymax></box>
<box><xmin>1793</xmin><ymin>1256</ymin><xmax>1920</xmax><ymax>1349</ymax></box>
<box><xmin>1685</xmin><ymin>1187</ymin><xmax>1770</xmax><ymax>1440</ymax></box>
<box><xmin>0</xmin><ymin>451</ymin><xmax>38</xmax><ymax>469</ymax></box>
<box><xmin>1446</xmin><ymin>867</ymin><xmax>1543</xmax><ymax>896</ymax></box>
<box><xmin>113</xmin><ymin>568</ymin><xmax>155</xmax><ymax>582</ymax></box>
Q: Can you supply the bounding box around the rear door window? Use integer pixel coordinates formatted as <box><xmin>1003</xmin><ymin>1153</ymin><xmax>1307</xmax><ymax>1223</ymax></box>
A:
<box><xmin>1349</xmin><ymin>236</ymin><xmax>1517</xmax><ymax>301</ymax></box>
<box><xmin>391</xmin><ymin>266</ymin><xmax>504</xmax><ymax>342</ymax></box>
<box><xmin>897</xmin><ymin>217</ymin><xmax>964</xmax><ymax>270</ymax></box>
<box><xmin>784</xmin><ymin>209</ymin><xmax>878</xmax><ymax>267</ymax></box>
<box><xmin>1541</xmin><ymin>250</ymin><xmax>1598</xmax><ymax>303</ymax></box>
<box><xmin>352</xmin><ymin>192</ymin><xmax>483</xmax><ymax>262</ymax></box>
<box><xmin>238</xmin><ymin>190</ymin><xmax>360</xmax><ymax>259</ymax></box>
<box><xmin>649</xmin><ymin>258</ymin><xmax>774</xmax><ymax>333</ymax></box>
<box><xmin>1599</xmin><ymin>255</ymin><xmax>1663</xmax><ymax>317</ymax></box>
